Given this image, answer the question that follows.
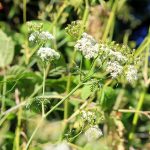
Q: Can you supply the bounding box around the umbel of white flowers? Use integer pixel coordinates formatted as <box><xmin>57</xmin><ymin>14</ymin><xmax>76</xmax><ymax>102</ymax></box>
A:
<box><xmin>106</xmin><ymin>61</ymin><xmax>123</xmax><ymax>78</ymax></box>
<box><xmin>74</xmin><ymin>32</ymin><xmax>138</xmax><ymax>82</ymax></box>
<box><xmin>29</xmin><ymin>31</ymin><xmax>54</xmax><ymax>42</ymax></box>
<box><xmin>125</xmin><ymin>65</ymin><xmax>138</xmax><ymax>82</ymax></box>
<box><xmin>100</xmin><ymin>44</ymin><xmax>127</xmax><ymax>62</ymax></box>
<box><xmin>85</xmin><ymin>125</ymin><xmax>103</xmax><ymax>141</ymax></box>
<box><xmin>75</xmin><ymin>32</ymin><xmax>99</xmax><ymax>59</ymax></box>
<box><xmin>37</xmin><ymin>47</ymin><xmax>60</xmax><ymax>61</ymax></box>
<box><xmin>81</xmin><ymin>110</ymin><xmax>96</xmax><ymax>123</ymax></box>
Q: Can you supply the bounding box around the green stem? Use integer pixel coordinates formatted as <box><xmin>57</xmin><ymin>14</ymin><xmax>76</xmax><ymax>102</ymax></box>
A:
<box><xmin>52</xmin><ymin>2</ymin><xmax>67</xmax><ymax>27</ymax></box>
<box><xmin>0</xmin><ymin>113</ymin><xmax>9</xmax><ymax>126</ymax></box>
<box><xmin>64</xmin><ymin>75</ymin><xmax>71</xmax><ymax>119</ymax></box>
<box><xmin>25</xmin><ymin>82</ymin><xmax>83</xmax><ymax>149</ymax></box>
<box><xmin>13</xmin><ymin>106</ymin><xmax>22</xmax><ymax>150</ymax></box>
<box><xmin>109</xmin><ymin>16</ymin><xmax>115</xmax><ymax>41</ymax></box>
<box><xmin>1</xmin><ymin>74</ymin><xmax>6</xmax><ymax>113</ymax></box>
<box><xmin>123</xmin><ymin>30</ymin><xmax>131</xmax><ymax>45</ymax></box>
<box><xmin>134</xmin><ymin>28</ymin><xmax>150</xmax><ymax>58</ymax></box>
<box><xmin>79</xmin><ymin>55</ymin><xmax>83</xmax><ymax>81</ymax></box>
<box><xmin>102</xmin><ymin>0</ymin><xmax>118</xmax><ymax>41</ymax></box>
<box><xmin>42</xmin><ymin>66</ymin><xmax>46</xmax><ymax>117</ymax></box>
<box><xmin>83</xmin><ymin>55</ymin><xmax>99</xmax><ymax>82</ymax></box>
<box><xmin>25</xmin><ymin>119</ymin><xmax>43</xmax><ymax>150</ymax></box>
<box><xmin>113</xmin><ymin>89</ymin><xmax>124</xmax><ymax>111</ymax></box>
<box><xmin>42</xmin><ymin>67</ymin><xmax>46</xmax><ymax>95</ymax></box>
<box><xmin>129</xmin><ymin>91</ymin><xmax>146</xmax><ymax>140</ymax></box>
<box><xmin>23</xmin><ymin>0</ymin><xmax>27</xmax><ymax>23</ymax></box>
<box><xmin>45</xmin><ymin>82</ymin><xmax>83</xmax><ymax>117</ymax></box>
<box><xmin>134</xmin><ymin>37</ymin><xmax>150</xmax><ymax>58</ymax></box>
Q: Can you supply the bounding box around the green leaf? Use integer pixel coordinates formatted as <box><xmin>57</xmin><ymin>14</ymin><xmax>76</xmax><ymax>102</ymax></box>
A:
<box><xmin>0</xmin><ymin>30</ymin><xmax>14</xmax><ymax>68</ymax></box>
<box><xmin>81</xmin><ymin>85</ymin><xmax>92</xmax><ymax>100</ymax></box>
<box><xmin>99</xmin><ymin>86</ymin><xmax>116</xmax><ymax>111</ymax></box>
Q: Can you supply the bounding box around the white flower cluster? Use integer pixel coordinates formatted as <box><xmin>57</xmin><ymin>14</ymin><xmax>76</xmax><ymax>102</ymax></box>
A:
<box><xmin>106</xmin><ymin>61</ymin><xmax>123</xmax><ymax>78</ymax></box>
<box><xmin>100</xmin><ymin>44</ymin><xmax>127</xmax><ymax>62</ymax></box>
<box><xmin>39</xmin><ymin>31</ymin><xmax>54</xmax><ymax>40</ymax></box>
<box><xmin>81</xmin><ymin>110</ymin><xmax>96</xmax><ymax>123</ymax></box>
<box><xmin>109</xmin><ymin>50</ymin><xmax>127</xmax><ymax>62</ymax></box>
<box><xmin>29</xmin><ymin>31</ymin><xmax>54</xmax><ymax>42</ymax></box>
<box><xmin>85</xmin><ymin>125</ymin><xmax>103</xmax><ymax>141</ymax></box>
<box><xmin>75</xmin><ymin>32</ymin><xmax>99</xmax><ymax>59</ymax></box>
<box><xmin>99</xmin><ymin>43</ymin><xmax>138</xmax><ymax>82</ymax></box>
<box><xmin>125</xmin><ymin>65</ymin><xmax>138</xmax><ymax>82</ymax></box>
<box><xmin>37</xmin><ymin>47</ymin><xmax>60</xmax><ymax>61</ymax></box>
<box><xmin>29</xmin><ymin>31</ymin><xmax>39</xmax><ymax>41</ymax></box>
<box><xmin>74</xmin><ymin>32</ymin><xmax>138</xmax><ymax>82</ymax></box>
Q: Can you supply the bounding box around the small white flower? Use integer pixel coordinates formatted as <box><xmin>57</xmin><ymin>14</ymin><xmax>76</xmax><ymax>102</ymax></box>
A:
<box><xmin>29</xmin><ymin>31</ymin><xmax>54</xmax><ymax>42</ymax></box>
<box><xmin>109</xmin><ymin>50</ymin><xmax>127</xmax><ymax>62</ymax></box>
<box><xmin>81</xmin><ymin>110</ymin><xmax>87</xmax><ymax>119</ymax></box>
<box><xmin>114</xmin><ymin>52</ymin><xmax>127</xmax><ymax>62</ymax></box>
<box><xmin>81</xmin><ymin>110</ymin><xmax>96</xmax><ymax>123</ymax></box>
<box><xmin>29</xmin><ymin>31</ymin><xmax>39</xmax><ymax>42</ymax></box>
<box><xmin>39</xmin><ymin>31</ymin><xmax>54</xmax><ymax>40</ymax></box>
<box><xmin>126</xmin><ymin>65</ymin><xmax>138</xmax><ymax>82</ymax></box>
<box><xmin>29</xmin><ymin>34</ymin><xmax>35</xmax><ymax>41</ymax></box>
<box><xmin>85</xmin><ymin>125</ymin><xmax>103</xmax><ymax>141</ymax></box>
<box><xmin>55</xmin><ymin>142</ymin><xmax>70</xmax><ymax>150</ymax></box>
<box><xmin>106</xmin><ymin>61</ymin><xmax>123</xmax><ymax>78</ymax></box>
<box><xmin>75</xmin><ymin>32</ymin><xmax>99</xmax><ymax>59</ymax></box>
<box><xmin>37</xmin><ymin>47</ymin><xmax>60</xmax><ymax>61</ymax></box>
<box><xmin>100</xmin><ymin>44</ymin><xmax>112</xmax><ymax>53</ymax></box>
<box><xmin>100</xmin><ymin>44</ymin><xmax>127</xmax><ymax>62</ymax></box>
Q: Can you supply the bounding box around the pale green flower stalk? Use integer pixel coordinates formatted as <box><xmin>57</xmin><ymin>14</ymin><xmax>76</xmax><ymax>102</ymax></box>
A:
<box><xmin>37</xmin><ymin>47</ymin><xmax>60</xmax><ymax>116</ymax></box>
<box><xmin>29</xmin><ymin>29</ymin><xmax>60</xmax><ymax>116</ymax></box>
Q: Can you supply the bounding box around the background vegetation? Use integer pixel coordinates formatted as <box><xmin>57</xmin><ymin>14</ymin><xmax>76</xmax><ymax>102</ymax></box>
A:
<box><xmin>0</xmin><ymin>0</ymin><xmax>150</xmax><ymax>150</ymax></box>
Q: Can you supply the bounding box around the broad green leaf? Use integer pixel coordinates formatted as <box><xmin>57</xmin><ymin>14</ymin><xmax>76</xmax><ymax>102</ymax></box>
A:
<box><xmin>81</xmin><ymin>85</ymin><xmax>92</xmax><ymax>100</ymax></box>
<box><xmin>0</xmin><ymin>30</ymin><xmax>14</xmax><ymax>68</ymax></box>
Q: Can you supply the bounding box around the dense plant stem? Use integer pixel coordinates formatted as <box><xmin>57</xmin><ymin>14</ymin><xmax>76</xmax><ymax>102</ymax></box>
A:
<box><xmin>25</xmin><ymin>82</ymin><xmax>83</xmax><ymax>149</ymax></box>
